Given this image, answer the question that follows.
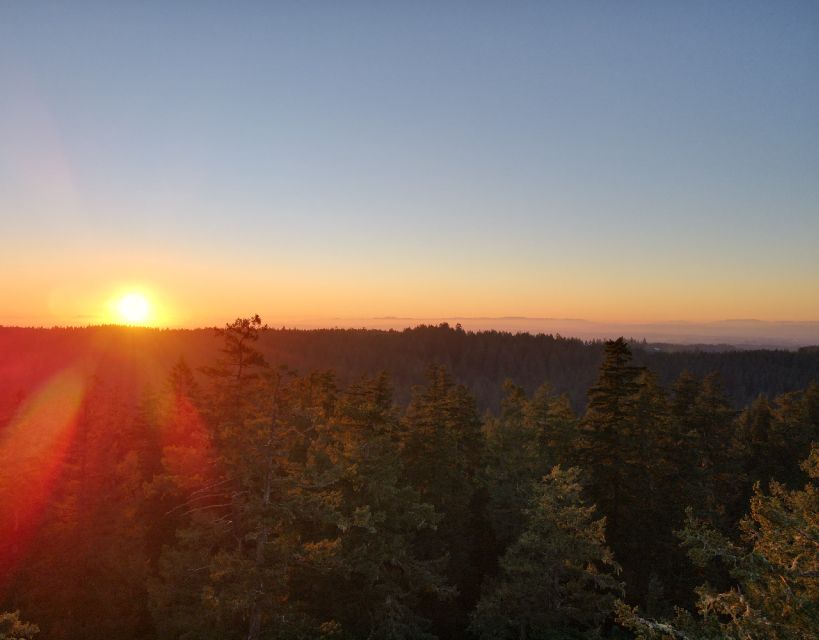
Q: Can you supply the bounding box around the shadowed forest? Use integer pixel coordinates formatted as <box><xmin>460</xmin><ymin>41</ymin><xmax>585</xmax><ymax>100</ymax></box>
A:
<box><xmin>3</xmin><ymin>323</ymin><xmax>819</xmax><ymax>415</ymax></box>
<box><xmin>0</xmin><ymin>317</ymin><xmax>817</xmax><ymax>639</ymax></box>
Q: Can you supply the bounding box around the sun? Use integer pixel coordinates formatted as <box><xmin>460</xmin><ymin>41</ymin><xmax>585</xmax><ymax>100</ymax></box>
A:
<box><xmin>117</xmin><ymin>292</ymin><xmax>151</xmax><ymax>325</ymax></box>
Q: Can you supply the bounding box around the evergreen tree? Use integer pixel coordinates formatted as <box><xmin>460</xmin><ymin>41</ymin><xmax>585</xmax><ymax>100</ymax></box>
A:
<box><xmin>144</xmin><ymin>357</ymin><xmax>214</xmax><ymax>543</ymax></box>
<box><xmin>471</xmin><ymin>466</ymin><xmax>622</xmax><ymax>640</ymax></box>
<box><xmin>736</xmin><ymin>393</ymin><xmax>775</xmax><ymax>489</ymax></box>
<box><xmin>398</xmin><ymin>366</ymin><xmax>484</xmax><ymax>636</ymax></box>
<box><xmin>525</xmin><ymin>383</ymin><xmax>578</xmax><ymax>470</ymax></box>
<box><xmin>578</xmin><ymin>338</ymin><xmax>644</xmax><ymax>545</ymax></box>
<box><xmin>306</xmin><ymin>374</ymin><xmax>453</xmax><ymax>639</ymax></box>
<box><xmin>16</xmin><ymin>379</ymin><xmax>151</xmax><ymax>640</ymax></box>
<box><xmin>617</xmin><ymin>444</ymin><xmax>819</xmax><ymax>640</ymax></box>
<box><xmin>150</xmin><ymin>317</ymin><xmax>334</xmax><ymax>640</ymax></box>
<box><xmin>622</xmin><ymin>371</ymin><xmax>681</xmax><ymax>610</ymax></box>
<box><xmin>768</xmin><ymin>383</ymin><xmax>819</xmax><ymax>487</ymax></box>
<box><xmin>690</xmin><ymin>374</ymin><xmax>743</xmax><ymax>532</ymax></box>
<box><xmin>483</xmin><ymin>381</ymin><xmax>550</xmax><ymax>551</ymax></box>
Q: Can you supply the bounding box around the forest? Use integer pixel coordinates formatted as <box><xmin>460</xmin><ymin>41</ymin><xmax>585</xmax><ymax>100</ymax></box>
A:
<box><xmin>0</xmin><ymin>316</ymin><xmax>816</xmax><ymax>639</ymax></box>
<box><xmin>2</xmin><ymin>323</ymin><xmax>819</xmax><ymax>416</ymax></box>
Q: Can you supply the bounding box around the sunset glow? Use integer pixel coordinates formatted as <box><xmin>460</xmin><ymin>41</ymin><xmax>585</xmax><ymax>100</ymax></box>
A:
<box><xmin>117</xmin><ymin>292</ymin><xmax>151</xmax><ymax>325</ymax></box>
<box><xmin>0</xmin><ymin>3</ymin><xmax>816</xmax><ymax>332</ymax></box>
<box><xmin>1</xmin><ymin>3</ymin><xmax>819</xmax><ymax>636</ymax></box>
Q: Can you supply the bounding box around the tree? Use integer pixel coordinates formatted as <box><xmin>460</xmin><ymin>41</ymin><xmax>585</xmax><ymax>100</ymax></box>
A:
<box><xmin>686</xmin><ymin>373</ymin><xmax>743</xmax><ymax>532</ymax></box>
<box><xmin>578</xmin><ymin>338</ymin><xmax>644</xmax><ymax>544</ymax></box>
<box><xmin>526</xmin><ymin>384</ymin><xmax>578</xmax><ymax>470</ymax></box>
<box><xmin>577</xmin><ymin>339</ymin><xmax>668</xmax><ymax>606</ymax></box>
<box><xmin>736</xmin><ymin>393</ymin><xmax>774</xmax><ymax>483</ymax></box>
<box><xmin>483</xmin><ymin>381</ymin><xmax>550</xmax><ymax>551</ymax></box>
<box><xmin>617</xmin><ymin>444</ymin><xmax>819</xmax><ymax>639</ymax></box>
<box><xmin>0</xmin><ymin>611</ymin><xmax>38</xmax><ymax>640</ymax></box>
<box><xmin>14</xmin><ymin>378</ymin><xmax>151</xmax><ymax>640</ymax></box>
<box><xmin>767</xmin><ymin>384</ymin><xmax>819</xmax><ymax>488</ymax></box>
<box><xmin>398</xmin><ymin>366</ymin><xmax>484</xmax><ymax>636</ymax></box>
<box><xmin>199</xmin><ymin>314</ymin><xmax>271</xmax><ymax>431</ymax></box>
<box><xmin>621</xmin><ymin>370</ymin><xmax>682</xmax><ymax>610</ymax></box>
<box><xmin>305</xmin><ymin>374</ymin><xmax>453</xmax><ymax>639</ymax></box>
<box><xmin>150</xmin><ymin>317</ymin><xmax>333</xmax><ymax>640</ymax></box>
<box><xmin>470</xmin><ymin>466</ymin><xmax>623</xmax><ymax>640</ymax></box>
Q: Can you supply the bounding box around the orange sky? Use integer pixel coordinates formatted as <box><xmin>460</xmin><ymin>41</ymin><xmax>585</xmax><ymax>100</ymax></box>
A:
<box><xmin>2</xmin><ymin>244</ymin><xmax>818</xmax><ymax>328</ymax></box>
<box><xmin>2</xmin><ymin>4</ymin><xmax>818</xmax><ymax>331</ymax></box>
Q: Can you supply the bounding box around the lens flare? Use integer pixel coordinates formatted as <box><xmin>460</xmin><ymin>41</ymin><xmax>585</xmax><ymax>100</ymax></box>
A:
<box><xmin>0</xmin><ymin>368</ymin><xmax>86</xmax><ymax>585</ymax></box>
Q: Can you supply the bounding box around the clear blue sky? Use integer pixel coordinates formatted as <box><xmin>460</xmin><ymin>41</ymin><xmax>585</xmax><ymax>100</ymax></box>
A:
<box><xmin>1</xmin><ymin>1</ymin><xmax>818</xmax><ymax>325</ymax></box>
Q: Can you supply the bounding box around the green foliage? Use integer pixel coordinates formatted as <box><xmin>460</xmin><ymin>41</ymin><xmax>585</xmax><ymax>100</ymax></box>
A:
<box><xmin>398</xmin><ymin>366</ymin><xmax>485</xmax><ymax>634</ymax></box>
<box><xmin>483</xmin><ymin>382</ymin><xmax>554</xmax><ymax>550</ymax></box>
<box><xmin>0</xmin><ymin>612</ymin><xmax>38</xmax><ymax>640</ymax></box>
<box><xmin>481</xmin><ymin>374</ymin><xmax>583</xmax><ymax>620</ymax></box>
<box><xmin>527</xmin><ymin>384</ymin><xmax>578</xmax><ymax>469</ymax></box>
<box><xmin>578</xmin><ymin>340</ymin><xmax>683</xmax><ymax>607</ymax></box>
<box><xmin>766</xmin><ymin>383</ymin><xmax>819</xmax><ymax>488</ymax></box>
<box><xmin>577</xmin><ymin>338</ymin><xmax>644</xmax><ymax>536</ymax></box>
<box><xmin>151</xmin><ymin>323</ymin><xmax>452</xmax><ymax>639</ymax></box>
<box><xmin>471</xmin><ymin>466</ymin><xmax>623</xmax><ymax>639</ymax></box>
<box><xmin>3</xmin><ymin>319</ymin><xmax>817</xmax><ymax>640</ymax></box>
<box><xmin>617</xmin><ymin>444</ymin><xmax>819</xmax><ymax>639</ymax></box>
<box><xmin>306</xmin><ymin>374</ymin><xmax>454</xmax><ymax>640</ymax></box>
<box><xmin>150</xmin><ymin>318</ymin><xmax>338</xmax><ymax>640</ymax></box>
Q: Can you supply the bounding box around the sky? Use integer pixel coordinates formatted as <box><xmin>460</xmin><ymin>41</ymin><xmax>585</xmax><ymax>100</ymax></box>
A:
<box><xmin>1</xmin><ymin>1</ymin><xmax>818</xmax><ymax>328</ymax></box>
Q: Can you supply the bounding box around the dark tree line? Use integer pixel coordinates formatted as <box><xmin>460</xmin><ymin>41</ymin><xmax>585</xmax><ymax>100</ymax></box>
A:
<box><xmin>3</xmin><ymin>324</ymin><xmax>819</xmax><ymax>419</ymax></box>
<box><xmin>0</xmin><ymin>319</ymin><xmax>816</xmax><ymax>639</ymax></box>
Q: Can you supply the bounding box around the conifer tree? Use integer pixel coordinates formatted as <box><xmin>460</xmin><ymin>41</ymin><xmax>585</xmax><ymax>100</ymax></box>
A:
<box><xmin>623</xmin><ymin>371</ymin><xmax>681</xmax><ymax>608</ymax></box>
<box><xmin>689</xmin><ymin>373</ymin><xmax>743</xmax><ymax>531</ymax></box>
<box><xmin>306</xmin><ymin>374</ymin><xmax>453</xmax><ymax>640</ymax></box>
<box><xmin>150</xmin><ymin>317</ymin><xmax>336</xmax><ymax>640</ymax></box>
<box><xmin>617</xmin><ymin>444</ymin><xmax>819</xmax><ymax>640</ymax></box>
<box><xmin>578</xmin><ymin>338</ymin><xmax>644</xmax><ymax>544</ymax></box>
<box><xmin>471</xmin><ymin>466</ymin><xmax>622</xmax><ymax>640</ymax></box>
<box><xmin>17</xmin><ymin>380</ymin><xmax>151</xmax><ymax>640</ymax></box>
<box><xmin>525</xmin><ymin>383</ymin><xmax>578</xmax><ymax>469</ymax></box>
<box><xmin>769</xmin><ymin>384</ymin><xmax>819</xmax><ymax>487</ymax></box>
<box><xmin>483</xmin><ymin>381</ymin><xmax>550</xmax><ymax>550</ymax></box>
<box><xmin>398</xmin><ymin>366</ymin><xmax>484</xmax><ymax>635</ymax></box>
<box><xmin>737</xmin><ymin>393</ymin><xmax>775</xmax><ymax>489</ymax></box>
<box><xmin>578</xmin><ymin>341</ymin><xmax>694</xmax><ymax>608</ymax></box>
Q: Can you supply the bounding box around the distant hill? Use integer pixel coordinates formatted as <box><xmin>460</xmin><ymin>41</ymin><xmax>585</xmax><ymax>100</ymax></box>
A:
<box><xmin>313</xmin><ymin>316</ymin><xmax>819</xmax><ymax>349</ymax></box>
<box><xmin>2</xmin><ymin>324</ymin><xmax>819</xmax><ymax>419</ymax></box>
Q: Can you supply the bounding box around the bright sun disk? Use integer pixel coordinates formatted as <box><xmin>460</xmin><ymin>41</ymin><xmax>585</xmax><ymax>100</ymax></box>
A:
<box><xmin>117</xmin><ymin>293</ymin><xmax>150</xmax><ymax>325</ymax></box>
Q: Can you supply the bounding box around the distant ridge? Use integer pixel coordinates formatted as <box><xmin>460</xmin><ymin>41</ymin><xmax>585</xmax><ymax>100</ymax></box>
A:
<box><xmin>2</xmin><ymin>317</ymin><xmax>817</xmax><ymax>350</ymax></box>
<box><xmin>322</xmin><ymin>317</ymin><xmax>819</xmax><ymax>349</ymax></box>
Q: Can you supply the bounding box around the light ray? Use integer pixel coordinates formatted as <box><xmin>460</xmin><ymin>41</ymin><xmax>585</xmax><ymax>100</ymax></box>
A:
<box><xmin>0</xmin><ymin>368</ymin><xmax>86</xmax><ymax>585</ymax></box>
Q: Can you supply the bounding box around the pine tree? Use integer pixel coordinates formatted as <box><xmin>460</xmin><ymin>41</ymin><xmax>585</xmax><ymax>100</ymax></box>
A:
<box><xmin>623</xmin><ymin>371</ymin><xmax>681</xmax><ymax>610</ymax></box>
<box><xmin>617</xmin><ymin>444</ymin><xmax>819</xmax><ymax>640</ymax></box>
<box><xmin>306</xmin><ymin>374</ymin><xmax>453</xmax><ymax>640</ymax></box>
<box><xmin>150</xmin><ymin>317</ymin><xmax>333</xmax><ymax>640</ymax></box>
<box><xmin>769</xmin><ymin>384</ymin><xmax>819</xmax><ymax>488</ymax></box>
<box><xmin>690</xmin><ymin>373</ymin><xmax>743</xmax><ymax>532</ymax></box>
<box><xmin>483</xmin><ymin>381</ymin><xmax>552</xmax><ymax>552</ymax></box>
<box><xmin>578</xmin><ymin>338</ymin><xmax>644</xmax><ymax>545</ymax></box>
<box><xmin>470</xmin><ymin>466</ymin><xmax>623</xmax><ymax>640</ymax></box>
<box><xmin>398</xmin><ymin>366</ymin><xmax>484</xmax><ymax>636</ymax></box>
<box><xmin>737</xmin><ymin>393</ymin><xmax>775</xmax><ymax>490</ymax></box>
<box><xmin>525</xmin><ymin>383</ymin><xmax>578</xmax><ymax>470</ymax></box>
